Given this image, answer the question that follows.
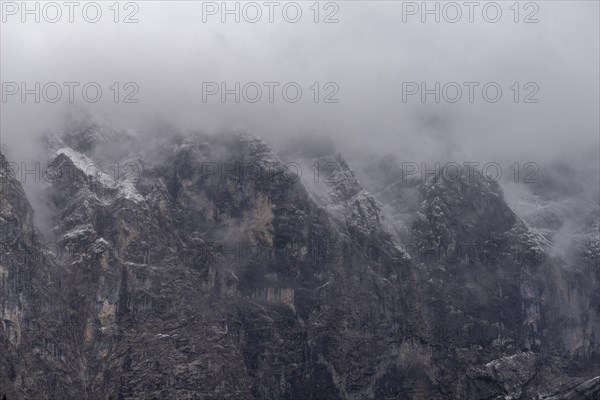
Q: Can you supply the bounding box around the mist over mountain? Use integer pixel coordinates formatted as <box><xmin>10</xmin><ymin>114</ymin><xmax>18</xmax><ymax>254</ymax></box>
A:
<box><xmin>1</xmin><ymin>1</ymin><xmax>599</xmax><ymax>399</ymax></box>
<box><xmin>0</xmin><ymin>119</ymin><xmax>598</xmax><ymax>399</ymax></box>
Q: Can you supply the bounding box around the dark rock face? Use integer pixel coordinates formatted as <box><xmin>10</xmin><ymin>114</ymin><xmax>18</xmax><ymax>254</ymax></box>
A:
<box><xmin>1</xmin><ymin>125</ymin><xmax>598</xmax><ymax>399</ymax></box>
<box><xmin>0</xmin><ymin>152</ymin><xmax>73</xmax><ymax>399</ymax></box>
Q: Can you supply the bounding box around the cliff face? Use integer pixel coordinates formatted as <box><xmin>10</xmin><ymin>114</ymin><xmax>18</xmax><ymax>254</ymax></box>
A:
<box><xmin>0</xmin><ymin>151</ymin><xmax>73</xmax><ymax>399</ymax></box>
<box><xmin>0</xmin><ymin>125</ymin><xmax>598</xmax><ymax>399</ymax></box>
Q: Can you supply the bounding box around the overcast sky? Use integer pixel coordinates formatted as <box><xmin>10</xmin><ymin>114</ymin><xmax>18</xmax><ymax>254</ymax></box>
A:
<box><xmin>1</xmin><ymin>1</ymin><xmax>598</xmax><ymax>179</ymax></box>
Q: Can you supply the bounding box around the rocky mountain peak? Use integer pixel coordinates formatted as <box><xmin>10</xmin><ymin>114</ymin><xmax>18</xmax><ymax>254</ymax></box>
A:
<box><xmin>1</xmin><ymin>129</ymin><xmax>598</xmax><ymax>399</ymax></box>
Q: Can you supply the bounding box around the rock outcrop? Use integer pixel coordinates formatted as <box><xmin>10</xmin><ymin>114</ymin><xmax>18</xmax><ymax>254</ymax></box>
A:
<box><xmin>1</xmin><ymin>124</ymin><xmax>598</xmax><ymax>399</ymax></box>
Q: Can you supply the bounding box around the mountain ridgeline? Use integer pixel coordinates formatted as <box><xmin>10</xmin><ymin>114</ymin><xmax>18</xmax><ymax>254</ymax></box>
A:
<box><xmin>0</xmin><ymin>123</ymin><xmax>598</xmax><ymax>399</ymax></box>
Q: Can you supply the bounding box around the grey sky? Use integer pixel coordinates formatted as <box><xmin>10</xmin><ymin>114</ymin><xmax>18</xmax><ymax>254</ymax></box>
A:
<box><xmin>1</xmin><ymin>1</ymin><xmax>598</xmax><ymax>177</ymax></box>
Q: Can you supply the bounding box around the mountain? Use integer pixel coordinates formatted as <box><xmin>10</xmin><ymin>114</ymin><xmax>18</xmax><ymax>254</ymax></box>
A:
<box><xmin>1</xmin><ymin>123</ymin><xmax>598</xmax><ymax>399</ymax></box>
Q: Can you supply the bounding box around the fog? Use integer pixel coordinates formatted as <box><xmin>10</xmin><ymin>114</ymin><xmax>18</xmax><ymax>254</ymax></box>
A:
<box><xmin>1</xmin><ymin>1</ymin><xmax>599</xmax><ymax>203</ymax></box>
